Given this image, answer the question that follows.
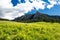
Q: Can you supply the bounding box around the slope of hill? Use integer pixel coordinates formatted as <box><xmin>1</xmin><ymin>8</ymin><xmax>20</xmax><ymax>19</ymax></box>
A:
<box><xmin>0</xmin><ymin>18</ymin><xmax>9</xmax><ymax>21</ymax></box>
<box><xmin>0</xmin><ymin>21</ymin><xmax>60</xmax><ymax>40</ymax></box>
<box><xmin>13</xmin><ymin>11</ymin><xmax>60</xmax><ymax>23</ymax></box>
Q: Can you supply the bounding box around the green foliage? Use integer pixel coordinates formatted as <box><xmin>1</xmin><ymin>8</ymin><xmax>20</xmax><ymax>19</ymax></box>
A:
<box><xmin>0</xmin><ymin>21</ymin><xmax>60</xmax><ymax>40</ymax></box>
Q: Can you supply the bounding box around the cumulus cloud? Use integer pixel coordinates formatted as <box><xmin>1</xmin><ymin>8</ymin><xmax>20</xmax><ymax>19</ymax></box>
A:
<box><xmin>0</xmin><ymin>0</ymin><xmax>60</xmax><ymax>20</ymax></box>
<box><xmin>0</xmin><ymin>8</ymin><xmax>25</xmax><ymax>20</ymax></box>
<box><xmin>0</xmin><ymin>0</ymin><xmax>13</xmax><ymax>8</ymax></box>
<box><xmin>47</xmin><ymin>0</ymin><xmax>60</xmax><ymax>9</ymax></box>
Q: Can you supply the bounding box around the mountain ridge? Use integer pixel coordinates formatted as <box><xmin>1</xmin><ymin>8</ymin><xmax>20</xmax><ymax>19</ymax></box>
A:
<box><xmin>13</xmin><ymin>11</ymin><xmax>60</xmax><ymax>23</ymax></box>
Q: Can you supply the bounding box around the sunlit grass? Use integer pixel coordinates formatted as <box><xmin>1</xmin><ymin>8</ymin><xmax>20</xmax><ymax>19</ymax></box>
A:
<box><xmin>0</xmin><ymin>21</ymin><xmax>60</xmax><ymax>40</ymax></box>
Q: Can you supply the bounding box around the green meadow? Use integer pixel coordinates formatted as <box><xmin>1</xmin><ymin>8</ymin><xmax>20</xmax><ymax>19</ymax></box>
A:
<box><xmin>0</xmin><ymin>21</ymin><xmax>60</xmax><ymax>40</ymax></box>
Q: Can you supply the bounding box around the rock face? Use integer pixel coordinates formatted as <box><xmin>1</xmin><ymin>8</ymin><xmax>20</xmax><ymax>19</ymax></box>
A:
<box><xmin>13</xmin><ymin>11</ymin><xmax>60</xmax><ymax>23</ymax></box>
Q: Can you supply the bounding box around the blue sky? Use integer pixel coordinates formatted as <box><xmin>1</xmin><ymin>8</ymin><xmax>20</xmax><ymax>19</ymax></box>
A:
<box><xmin>0</xmin><ymin>0</ymin><xmax>60</xmax><ymax>20</ymax></box>
<box><xmin>39</xmin><ymin>5</ymin><xmax>60</xmax><ymax>15</ymax></box>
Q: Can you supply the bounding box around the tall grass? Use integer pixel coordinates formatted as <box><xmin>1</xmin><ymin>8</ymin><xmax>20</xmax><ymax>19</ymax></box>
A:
<box><xmin>0</xmin><ymin>21</ymin><xmax>60</xmax><ymax>40</ymax></box>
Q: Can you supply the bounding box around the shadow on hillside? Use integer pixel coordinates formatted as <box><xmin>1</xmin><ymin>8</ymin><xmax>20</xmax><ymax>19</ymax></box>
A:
<box><xmin>12</xmin><ymin>20</ymin><xmax>60</xmax><ymax>23</ymax></box>
<box><xmin>0</xmin><ymin>19</ymin><xmax>60</xmax><ymax>23</ymax></box>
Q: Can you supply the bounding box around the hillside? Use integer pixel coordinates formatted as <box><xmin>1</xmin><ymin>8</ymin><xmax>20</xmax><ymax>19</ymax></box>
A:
<box><xmin>0</xmin><ymin>18</ymin><xmax>9</xmax><ymax>21</ymax></box>
<box><xmin>0</xmin><ymin>21</ymin><xmax>60</xmax><ymax>40</ymax></box>
<box><xmin>13</xmin><ymin>11</ymin><xmax>60</xmax><ymax>23</ymax></box>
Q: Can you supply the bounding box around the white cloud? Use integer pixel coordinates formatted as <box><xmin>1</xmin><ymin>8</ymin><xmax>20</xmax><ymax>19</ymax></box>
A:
<box><xmin>47</xmin><ymin>5</ymin><xmax>53</xmax><ymax>9</ymax></box>
<box><xmin>0</xmin><ymin>0</ymin><xmax>13</xmax><ymax>8</ymax></box>
<box><xmin>47</xmin><ymin>0</ymin><xmax>60</xmax><ymax>9</ymax></box>
<box><xmin>0</xmin><ymin>8</ymin><xmax>25</xmax><ymax>20</ymax></box>
<box><xmin>32</xmin><ymin>0</ymin><xmax>46</xmax><ymax>10</ymax></box>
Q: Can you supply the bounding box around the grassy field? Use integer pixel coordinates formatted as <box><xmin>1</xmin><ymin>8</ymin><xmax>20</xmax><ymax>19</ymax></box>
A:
<box><xmin>0</xmin><ymin>21</ymin><xmax>60</xmax><ymax>40</ymax></box>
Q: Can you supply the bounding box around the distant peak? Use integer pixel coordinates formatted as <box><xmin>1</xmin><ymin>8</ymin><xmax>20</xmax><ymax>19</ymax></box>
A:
<box><xmin>35</xmin><ymin>11</ymin><xmax>41</xmax><ymax>15</ymax></box>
